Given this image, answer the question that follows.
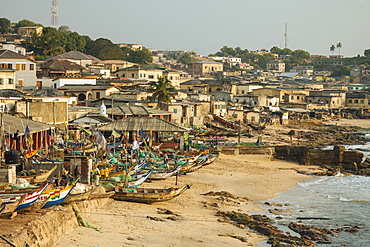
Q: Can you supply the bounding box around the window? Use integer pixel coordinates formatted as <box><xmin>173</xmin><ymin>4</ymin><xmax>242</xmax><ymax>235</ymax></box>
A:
<box><xmin>7</xmin><ymin>64</ymin><xmax>12</xmax><ymax>69</ymax></box>
<box><xmin>173</xmin><ymin>109</ymin><xmax>177</xmax><ymax>114</ymax></box>
<box><xmin>21</xmin><ymin>64</ymin><xmax>26</xmax><ymax>70</ymax></box>
<box><xmin>18</xmin><ymin>79</ymin><xmax>23</xmax><ymax>86</ymax></box>
<box><xmin>30</xmin><ymin>64</ymin><xmax>34</xmax><ymax>70</ymax></box>
<box><xmin>16</xmin><ymin>64</ymin><xmax>20</xmax><ymax>70</ymax></box>
<box><xmin>96</xmin><ymin>92</ymin><xmax>100</xmax><ymax>99</ymax></box>
<box><xmin>361</xmin><ymin>100</ymin><xmax>364</xmax><ymax>103</ymax></box>
<box><xmin>348</xmin><ymin>100</ymin><xmax>352</xmax><ymax>103</ymax></box>
<box><xmin>131</xmin><ymin>73</ymin><xmax>134</xmax><ymax>77</ymax></box>
<box><xmin>354</xmin><ymin>100</ymin><xmax>358</xmax><ymax>103</ymax></box>
<box><xmin>0</xmin><ymin>78</ymin><xmax>2</xmax><ymax>85</ymax></box>
<box><xmin>242</xmin><ymin>90</ymin><xmax>245</xmax><ymax>94</ymax></box>
<box><xmin>148</xmin><ymin>75</ymin><xmax>154</xmax><ymax>79</ymax></box>
<box><xmin>8</xmin><ymin>78</ymin><xmax>13</xmax><ymax>84</ymax></box>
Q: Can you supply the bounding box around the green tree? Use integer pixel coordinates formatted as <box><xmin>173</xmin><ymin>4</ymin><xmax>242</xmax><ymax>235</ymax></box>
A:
<box><xmin>270</xmin><ymin>46</ymin><xmax>282</xmax><ymax>54</ymax></box>
<box><xmin>86</xmin><ymin>38</ymin><xmax>126</xmax><ymax>60</ymax></box>
<box><xmin>125</xmin><ymin>47</ymin><xmax>153</xmax><ymax>64</ymax></box>
<box><xmin>14</xmin><ymin>19</ymin><xmax>43</xmax><ymax>28</ymax></box>
<box><xmin>330</xmin><ymin>45</ymin><xmax>336</xmax><ymax>55</ymax></box>
<box><xmin>364</xmin><ymin>49</ymin><xmax>370</xmax><ymax>58</ymax></box>
<box><xmin>330</xmin><ymin>65</ymin><xmax>351</xmax><ymax>77</ymax></box>
<box><xmin>22</xmin><ymin>27</ymin><xmax>67</xmax><ymax>56</ymax></box>
<box><xmin>178</xmin><ymin>53</ymin><xmax>192</xmax><ymax>64</ymax></box>
<box><xmin>280</xmin><ymin>48</ymin><xmax>292</xmax><ymax>55</ymax></box>
<box><xmin>148</xmin><ymin>77</ymin><xmax>176</xmax><ymax>104</ymax></box>
<box><xmin>58</xmin><ymin>25</ymin><xmax>71</xmax><ymax>34</ymax></box>
<box><xmin>65</xmin><ymin>32</ymin><xmax>86</xmax><ymax>52</ymax></box>
<box><xmin>0</xmin><ymin>18</ymin><xmax>11</xmax><ymax>34</ymax></box>
<box><xmin>336</xmin><ymin>42</ymin><xmax>342</xmax><ymax>55</ymax></box>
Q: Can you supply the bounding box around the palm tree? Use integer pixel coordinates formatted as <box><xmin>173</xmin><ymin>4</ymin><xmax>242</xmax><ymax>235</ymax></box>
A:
<box><xmin>336</xmin><ymin>42</ymin><xmax>342</xmax><ymax>56</ymax></box>
<box><xmin>330</xmin><ymin>45</ymin><xmax>336</xmax><ymax>56</ymax></box>
<box><xmin>148</xmin><ymin>77</ymin><xmax>176</xmax><ymax>106</ymax></box>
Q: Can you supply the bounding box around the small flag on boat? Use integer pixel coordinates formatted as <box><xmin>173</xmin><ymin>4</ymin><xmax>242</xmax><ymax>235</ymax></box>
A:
<box><xmin>111</xmin><ymin>128</ymin><xmax>121</xmax><ymax>138</ymax></box>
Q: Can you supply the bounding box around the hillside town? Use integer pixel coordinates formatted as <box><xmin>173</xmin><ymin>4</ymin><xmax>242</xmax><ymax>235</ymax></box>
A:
<box><xmin>0</xmin><ymin>18</ymin><xmax>370</xmax><ymax>247</ymax></box>
<box><xmin>0</xmin><ymin>23</ymin><xmax>370</xmax><ymax>148</ymax></box>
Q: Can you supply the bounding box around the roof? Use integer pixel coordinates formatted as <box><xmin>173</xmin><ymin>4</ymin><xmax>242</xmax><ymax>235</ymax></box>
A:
<box><xmin>40</xmin><ymin>59</ymin><xmax>85</xmax><ymax>71</ymax></box>
<box><xmin>0</xmin><ymin>49</ymin><xmax>27</xmax><ymax>58</ymax></box>
<box><xmin>99</xmin><ymin>117</ymin><xmax>188</xmax><ymax>132</ymax></box>
<box><xmin>72</xmin><ymin>115</ymin><xmax>113</xmax><ymax>124</ymax></box>
<box><xmin>2</xmin><ymin>114</ymin><xmax>53</xmax><ymax>136</ymax></box>
<box><xmin>279</xmin><ymin>72</ymin><xmax>301</xmax><ymax>78</ymax></box>
<box><xmin>48</xmin><ymin>51</ymin><xmax>102</xmax><ymax>63</ymax></box>
<box><xmin>57</xmin><ymin>85</ymin><xmax>118</xmax><ymax>92</ymax></box>
<box><xmin>106</xmin><ymin>106</ymin><xmax>171</xmax><ymax>116</ymax></box>
<box><xmin>30</xmin><ymin>89</ymin><xmax>62</xmax><ymax>97</ymax></box>
<box><xmin>192</xmin><ymin>60</ymin><xmax>222</xmax><ymax>64</ymax></box>
<box><xmin>0</xmin><ymin>89</ymin><xmax>25</xmax><ymax>97</ymax></box>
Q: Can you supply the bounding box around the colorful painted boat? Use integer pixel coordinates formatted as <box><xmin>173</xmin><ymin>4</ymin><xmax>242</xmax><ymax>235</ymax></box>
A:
<box><xmin>0</xmin><ymin>183</ymin><xmax>49</xmax><ymax>212</ymax></box>
<box><xmin>148</xmin><ymin>166</ymin><xmax>181</xmax><ymax>180</ymax></box>
<box><xmin>39</xmin><ymin>178</ymin><xmax>79</xmax><ymax>209</ymax></box>
<box><xmin>111</xmin><ymin>184</ymin><xmax>191</xmax><ymax>204</ymax></box>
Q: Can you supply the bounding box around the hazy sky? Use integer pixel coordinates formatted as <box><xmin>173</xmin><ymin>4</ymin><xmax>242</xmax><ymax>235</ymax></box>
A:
<box><xmin>1</xmin><ymin>0</ymin><xmax>369</xmax><ymax>57</ymax></box>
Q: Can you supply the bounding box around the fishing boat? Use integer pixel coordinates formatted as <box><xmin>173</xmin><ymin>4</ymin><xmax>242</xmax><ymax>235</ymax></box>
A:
<box><xmin>202</xmin><ymin>152</ymin><xmax>219</xmax><ymax>166</ymax></box>
<box><xmin>111</xmin><ymin>184</ymin><xmax>191</xmax><ymax>204</ymax></box>
<box><xmin>0</xmin><ymin>183</ymin><xmax>49</xmax><ymax>212</ymax></box>
<box><xmin>17</xmin><ymin>165</ymin><xmax>57</xmax><ymax>183</ymax></box>
<box><xmin>39</xmin><ymin>178</ymin><xmax>79</xmax><ymax>209</ymax></box>
<box><xmin>0</xmin><ymin>187</ymin><xmax>40</xmax><ymax>195</ymax></box>
<box><xmin>148</xmin><ymin>166</ymin><xmax>181</xmax><ymax>180</ymax></box>
<box><xmin>62</xmin><ymin>189</ymin><xmax>93</xmax><ymax>204</ymax></box>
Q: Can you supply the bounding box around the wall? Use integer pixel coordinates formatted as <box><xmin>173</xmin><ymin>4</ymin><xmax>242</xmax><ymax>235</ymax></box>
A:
<box><xmin>274</xmin><ymin>145</ymin><xmax>364</xmax><ymax>169</ymax></box>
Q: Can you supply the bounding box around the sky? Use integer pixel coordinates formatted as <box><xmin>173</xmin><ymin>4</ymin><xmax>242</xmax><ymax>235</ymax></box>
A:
<box><xmin>1</xmin><ymin>0</ymin><xmax>369</xmax><ymax>57</ymax></box>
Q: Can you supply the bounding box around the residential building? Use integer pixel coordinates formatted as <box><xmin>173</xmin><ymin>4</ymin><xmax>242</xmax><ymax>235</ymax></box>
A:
<box><xmin>57</xmin><ymin>84</ymin><xmax>121</xmax><ymax>102</ymax></box>
<box><xmin>187</xmin><ymin>61</ymin><xmax>223</xmax><ymax>77</ymax></box>
<box><xmin>291</xmin><ymin>66</ymin><xmax>314</xmax><ymax>77</ymax></box>
<box><xmin>163</xmin><ymin>70</ymin><xmax>182</xmax><ymax>88</ymax></box>
<box><xmin>48</xmin><ymin>51</ymin><xmax>101</xmax><ymax>68</ymax></box>
<box><xmin>0</xmin><ymin>68</ymin><xmax>16</xmax><ymax>90</ymax></box>
<box><xmin>2</xmin><ymin>43</ymin><xmax>26</xmax><ymax>55</ymax></box>
<box><xmin>17</xmin><ymin>26</ymin><xmax>43</xmax><ymax>37</ymax></box>
<box><xmin>53</xmin><ymin>77</ymin><xmax>97</xmax><ymax>89</ymax></box>
<box><xmin>345</xmin><ymin>92</ymin><xmax>370</xmax><ymax>108</ymax></box>
<box><xmin>0</xmin><ymin>49</ymin><xmax>36</xmax><ymax>87</ymax></box>
<box><xmin>100</xmin><ymin>60</ymin><xmax>135</xmax><ymax>72</ymax></box>
<box><xmin>266</xmin><ymin>60</ymin><xmax>285</xmax><ymax>72</ymax></box>
<box><xmin>115</xmin><ymin>65</ymin><xmax>163</xmax><ymax>82</ymax></box>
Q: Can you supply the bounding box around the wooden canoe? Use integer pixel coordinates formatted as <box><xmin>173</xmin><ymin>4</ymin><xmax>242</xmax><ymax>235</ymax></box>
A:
<box><xmin>17</xmin><ymin>165</ymin><xmax>57</xmax><ymax>183</ymax></box>
<box><xmin>111</xmin><ymin>184</ymin><xmax>191</xmax><ymax>204</ymax></box>
<box><xmin>62</xmin><ymin>189</ymin><xmax>93</xmax><ymax>204</ymax></box>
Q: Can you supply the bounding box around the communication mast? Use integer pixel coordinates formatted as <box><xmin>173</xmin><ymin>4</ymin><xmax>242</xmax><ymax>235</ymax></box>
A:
<box><xmin>51</xmin><ymin>0</ymin><xmax>59</xmax><ymax>28</ymax></box>
<box><xmin>284</xmin><ymin>23</ymin><xmax>288</xmax><ymax>48</ymax></box>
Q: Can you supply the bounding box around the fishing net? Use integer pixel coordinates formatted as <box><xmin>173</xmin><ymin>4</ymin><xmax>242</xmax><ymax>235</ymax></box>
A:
<box><xmin>71</xmin><ymin>204</ymin><xmax>101</xmax><ymax>231</ymax></box>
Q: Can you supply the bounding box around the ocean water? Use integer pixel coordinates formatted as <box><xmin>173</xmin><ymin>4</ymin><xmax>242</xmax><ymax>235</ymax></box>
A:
<box><xmin>257</xmin><ymin>175</ymin><xmax>370</xmax><ymax>247</ymax></box>
<box><xmin>256</xmin><ymin>142</ymin><xmax>370</xmax><ymax>246</ymax></box>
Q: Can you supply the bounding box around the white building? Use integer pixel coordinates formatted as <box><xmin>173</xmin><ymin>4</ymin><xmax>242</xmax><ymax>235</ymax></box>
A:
<box><xmin>53</xmin><ymin>77</ymin><xmax>96</xmax><ymax>89</ymax></box>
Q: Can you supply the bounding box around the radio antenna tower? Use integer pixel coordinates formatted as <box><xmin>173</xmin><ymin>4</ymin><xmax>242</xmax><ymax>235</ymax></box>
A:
<box><xmin>51</xmin><ymin>0</ymin><xmax>59</xmax><ymax>28</ymax></box>
<box><xmin>284</xmin><ymin>23</ymin><xmax>288</xmax><ymax>48</ymax></box>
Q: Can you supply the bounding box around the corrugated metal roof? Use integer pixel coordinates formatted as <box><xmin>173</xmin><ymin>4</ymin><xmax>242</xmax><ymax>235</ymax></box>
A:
<box><xmin>99</xmin><ymin>117</ymin><xmax>187</xmax><ymax>132</ymax></box>
<box><xmin>1</xmin><ymin>114</ymin><xmax>53</xmax><ymax>135</ymax></box>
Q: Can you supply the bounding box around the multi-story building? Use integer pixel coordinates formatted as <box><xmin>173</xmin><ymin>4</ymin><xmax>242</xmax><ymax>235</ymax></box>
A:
<box><xmin>0</xmin><ymin>68</ymin><xmax>16</xmax><ymax>90</ymax></box>
<box><xmin>0</xmin><ymin>49</ymin><xmax>36</xmax><ymax>87</ymax></box>
<box><xmin>187</xmin><ymin>61</ymin><xmax>223</xmax><ymax>77</ymax></box>
<box><xmin>266</xmin><ymin>60</ymin><xmax>285</xmax><ymax>72</ymax></box>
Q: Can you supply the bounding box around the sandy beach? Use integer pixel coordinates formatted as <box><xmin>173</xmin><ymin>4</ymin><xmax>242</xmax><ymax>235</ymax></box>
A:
<box><xmin>55</xmin><ymin>118</ymin><xmax>369</xmax><ymax>247</ymax></box>
<box><xmin>55</xmin><ymin>153</ymin><xmax>324</xmax><ymax>247</ymax></box>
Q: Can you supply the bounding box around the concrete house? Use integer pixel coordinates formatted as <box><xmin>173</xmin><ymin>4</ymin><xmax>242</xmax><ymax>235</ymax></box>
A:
<box><xmin>187</xmin><ymin>61</ymin><xmax>223</xmax><ymax>77</ymax></box>
<box><xmin>0</xmin><ymin>50</ymin><xmax>36</xmax><ymax>87</ymax></box>
<box><xmin>162</xmin><ymin>70</ymin><xmax>182</xmax><ymax>88</ymax></box>
<box><xmin>266</xmin><ymin>60</ymin><xmax>285</xmax><ymax>72</ymax></box>
<box><xmin>0</xmin><ymin>68</ymin><xmax>16</xmax><ymax>90</ymax></box>
<box><xmin>307</xmin><ymin>90</ymin><xmax>346</xmax><ymax>109</ymax></box>
<box><xmin>48</xmin><ymin>51</ymin><xmax>101</xmax><ymax>68</ymax></box>
<box><xmin>115</xmin><ymin>65</ymin><xmax>163</xmax><ymax>82</ymax></box>
<box><xmin>57</xmin><ymin>85</ymin><xmax>121</xmax><ymax>102</ymax></box>
<box><xmin>345</xmin><ymin>92</ymin><xmax>370</xmax><ymax>108</ymax></box>
<box><xmin>17</xmin><ymin>26</ymin><xmax>43</xmax><ymax>37</ymax></box>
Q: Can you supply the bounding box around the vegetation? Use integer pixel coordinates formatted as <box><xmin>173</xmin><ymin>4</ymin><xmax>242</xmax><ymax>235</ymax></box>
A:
<box><xmin>0</xmin><ymin>18</ymin><xmax>11</xmax><ymax>34</ymax></box>
<box><xmin>178</xmin><ymin>53</ymin><xmax>193</xmax><ymax>64</ymax></box>
<box><xmin>148</xmin><ymin>77</ymin><xmax>175</xmax><ymax>104</ymax></box>
<box><xmin>121</xmin><ymin>47</ymin><xmax>153</xmax><ymax>64</ymax></box>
